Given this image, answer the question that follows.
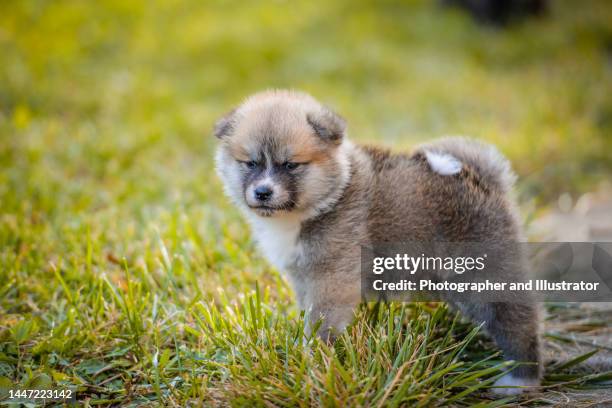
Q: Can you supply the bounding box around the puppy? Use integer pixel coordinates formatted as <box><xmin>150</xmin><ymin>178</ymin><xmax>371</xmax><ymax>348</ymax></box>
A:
<box><xmin>214</xmin><ymin>90</ymin><xmax>541</xmax><ymax>395</ymax></box>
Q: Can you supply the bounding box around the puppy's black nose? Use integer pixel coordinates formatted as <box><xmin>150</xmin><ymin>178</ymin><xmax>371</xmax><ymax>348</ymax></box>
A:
<box><xmin>254</xmin><ymin>186</ymin><xmax>273</xmax><ymax>201</ymax></box>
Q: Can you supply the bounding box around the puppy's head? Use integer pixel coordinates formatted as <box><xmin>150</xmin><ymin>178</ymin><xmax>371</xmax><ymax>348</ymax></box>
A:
<box><xmin>214</xmin><ymin>90</ymin><xmax>350</xmax><ymax>218</ymax></box>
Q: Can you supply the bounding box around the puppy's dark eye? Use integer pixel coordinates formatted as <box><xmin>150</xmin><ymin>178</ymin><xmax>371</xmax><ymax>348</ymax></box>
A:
<box><xmin>242</xmin><ymin>160</ymin><xmax>257</xmax><ymax>169</ymax></box>
<box><xmin>283</xmin><ymin>162</ymin><xmax>300</xmax><ymax>170</ymax></box>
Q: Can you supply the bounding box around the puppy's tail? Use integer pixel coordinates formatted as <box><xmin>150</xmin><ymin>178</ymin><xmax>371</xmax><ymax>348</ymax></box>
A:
<box><xmin>417</xmin><ymin>136</ymin><xmax>517</xmax><ymax>194</ymax></box>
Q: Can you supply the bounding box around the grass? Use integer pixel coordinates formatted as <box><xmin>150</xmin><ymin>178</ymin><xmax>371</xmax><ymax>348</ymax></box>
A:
<box><xmin>1</xmin><ymin>0</ymin><xmax>612</xmax><ymax>406</ymax></box>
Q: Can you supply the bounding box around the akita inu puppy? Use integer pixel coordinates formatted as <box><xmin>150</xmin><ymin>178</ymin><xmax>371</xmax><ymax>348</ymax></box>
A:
<box><xmin>214</xmin><ymin>90</ymin><xmax>541</xmax><ymax>395</ymax></box>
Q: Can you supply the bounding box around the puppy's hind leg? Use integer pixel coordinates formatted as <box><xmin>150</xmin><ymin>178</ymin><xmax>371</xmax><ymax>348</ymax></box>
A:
<box><xmin>459</xmin><ymin>302</ymin><xmax>542</xmax><ymax>395</ymax></box>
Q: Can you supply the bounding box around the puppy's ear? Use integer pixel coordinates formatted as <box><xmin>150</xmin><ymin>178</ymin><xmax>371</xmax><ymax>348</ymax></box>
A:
<box><xmin>306</xmin><ymin>108</ymin><xmax>346</xmax><ymax>144</ymax></box>
<box><xmin>213</xmin><ymin>109</ymin><xmax>237</xmax><ymax>139</ymax></box>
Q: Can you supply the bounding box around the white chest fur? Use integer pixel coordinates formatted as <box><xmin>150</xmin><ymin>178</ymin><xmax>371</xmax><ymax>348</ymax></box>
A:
<box><xmin>247</xmin><ymin>213</ymin><xmax>303</xmax><ymax>271</ymax></box>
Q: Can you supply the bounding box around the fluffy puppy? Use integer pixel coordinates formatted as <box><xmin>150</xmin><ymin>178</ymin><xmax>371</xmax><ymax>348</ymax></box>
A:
<box><xmin>214</xmin><ymin>90</ymin><xmax>541</xmax><ymax>395</ymax></box>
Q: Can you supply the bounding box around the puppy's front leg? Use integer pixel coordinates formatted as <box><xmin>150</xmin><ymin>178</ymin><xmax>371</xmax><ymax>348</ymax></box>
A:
<box><xmin>303</xmin><ymin>268</ymin><xmax>361</xmax><ymax>343</ymax></box>
<box><xmin>309</xmin><ymin>303</ymin><xmax>357</xmax><ymax>343</ymax></box>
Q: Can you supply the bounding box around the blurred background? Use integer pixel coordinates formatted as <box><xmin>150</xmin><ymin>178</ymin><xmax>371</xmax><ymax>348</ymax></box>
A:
<box><xmin>2</xmin><ymin>0</ymin><xmax>611</xmax><ymax>208</ymax></box>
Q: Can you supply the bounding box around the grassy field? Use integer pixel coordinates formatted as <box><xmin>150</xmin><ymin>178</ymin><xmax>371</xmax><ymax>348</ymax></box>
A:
<box><xmin>1</xmin><ymin>0</ymin><xmax>612</xmax><ymax>406</ymax></box>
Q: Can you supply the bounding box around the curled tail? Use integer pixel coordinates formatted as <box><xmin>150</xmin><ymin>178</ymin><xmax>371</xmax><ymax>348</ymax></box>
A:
<box><xmin>416</xmin><ymin>136</ymin><xmax>516</xmax><ymax>194</ymax></box>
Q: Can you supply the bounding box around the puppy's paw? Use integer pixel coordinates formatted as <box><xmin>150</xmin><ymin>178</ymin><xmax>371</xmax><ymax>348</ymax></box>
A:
<box><xmin>317</xmin><ymin>326</ymin><xmax>340</xmax><ymax>345</ymax></box>
<box><xmin>492</xmin><ymin>373</ymin><xmax>540</xmax><ymax>396</ymax></box>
